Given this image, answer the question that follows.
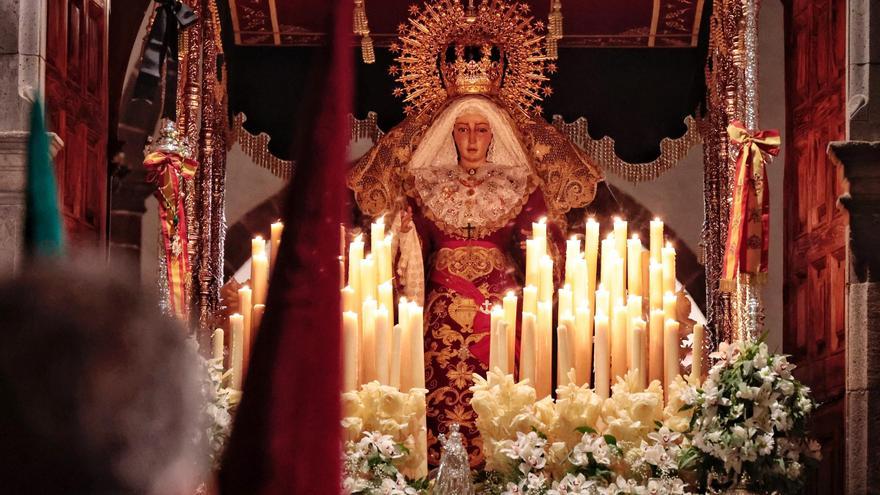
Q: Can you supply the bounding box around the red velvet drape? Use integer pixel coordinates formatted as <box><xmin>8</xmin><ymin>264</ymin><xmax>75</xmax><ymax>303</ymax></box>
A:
<box><xmin>218</xmin><ymin>0</ymin><xmax>352</xmax><ymax>492</ymax></box>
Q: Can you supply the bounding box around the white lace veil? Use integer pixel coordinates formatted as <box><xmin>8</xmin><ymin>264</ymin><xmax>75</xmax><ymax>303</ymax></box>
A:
<box><xmin>408</xmin><ymin>96</ymin><xmax>531</xmax><ymax>175</ymax></box>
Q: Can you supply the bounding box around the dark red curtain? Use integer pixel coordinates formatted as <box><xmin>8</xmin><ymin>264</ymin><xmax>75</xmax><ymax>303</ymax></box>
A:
<box><xmin>217</xmin><ymin>0</ymin><xmax>352</xmax><ymax>492</ymax></box>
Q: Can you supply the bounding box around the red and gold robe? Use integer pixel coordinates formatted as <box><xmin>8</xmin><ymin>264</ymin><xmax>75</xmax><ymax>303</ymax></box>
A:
<box><xmin>408</xmin><ymin>189</ymin><xmax>563</xmax><ymax>468</ymax></box>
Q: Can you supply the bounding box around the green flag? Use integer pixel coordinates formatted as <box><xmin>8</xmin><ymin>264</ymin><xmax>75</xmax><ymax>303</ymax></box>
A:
<box><xmin>24</xmin><ymin>97</ymin><xmax>65</xmax><ymax>257</ymax></box>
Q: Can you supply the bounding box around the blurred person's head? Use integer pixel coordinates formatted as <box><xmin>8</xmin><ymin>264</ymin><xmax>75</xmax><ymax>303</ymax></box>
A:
<box><xmin>0</xmin><ymin>259</ymin><xmax>204</xmax><ymax>494</ymax></box>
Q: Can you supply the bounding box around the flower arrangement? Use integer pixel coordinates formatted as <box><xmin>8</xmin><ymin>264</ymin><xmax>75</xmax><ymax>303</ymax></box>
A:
<box><xmin>685</xmin><ymin>339</ymin><xmax>821</xmax><ymax>494</ymax></box>
<box><xmin>342</xmin><ymin>431</ymin><xmax>430</xmax><ymax>494</ymax></box>
<box><xmin>341</xmin><ymin>381</ymin><xmax>429</xmax><ymax>490</ymax></box>
<box><xmin>201</xmin><ymin>356</ymin><xmax>240</xmax><ymax>469</ymax></box>
<box><xmin>470</xmin><ymin>370</ymin><xmax>699</xmax><ymax>494</ymax></box>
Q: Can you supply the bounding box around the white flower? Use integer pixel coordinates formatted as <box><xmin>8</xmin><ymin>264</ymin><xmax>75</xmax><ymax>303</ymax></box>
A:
<box><xmin>550</xmin><ymin>473</ymin><xmax>595</xmax><ymax>495</ymax></box>
<box><xmin>647</xmin><ymin>426</ymin><xmax>681</xmax><ymax>447</ymax></box>
<box><xmin>569</xmin><ymin>432</ymin><xmax>612</xmax><ymax>466</ymax></box>
<box><xmin>777</xmin><ymin>379</ymin><xmax>794</xmax><ymax>396</ymax></box>
<box><xmin>500</xmin><ymin>431</ymin><xmax>548</xmax><ymax>474</ymax></box>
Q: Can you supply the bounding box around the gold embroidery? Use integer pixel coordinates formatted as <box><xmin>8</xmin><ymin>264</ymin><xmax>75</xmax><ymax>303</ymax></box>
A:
<box><xmin>424</xmin><ymin>287</ymin><xmax>489</xmax><ymax>467</ymax></box>
<box><xmin>433</xmin><ymin>246</ymin><xmax>507</xmax><ymax>281</ymax></box>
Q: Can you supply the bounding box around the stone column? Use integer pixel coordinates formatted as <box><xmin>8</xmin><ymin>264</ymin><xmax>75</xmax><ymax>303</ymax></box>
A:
<box><xmin>835</xmin><ymin>1</ymin><xmax>880</xmax><ymax>493</ymax></box>
<box><xmin>0</xmin><ymin>0</ymin><xmax>51</xmax><ymax>274</ymax></box>
<box><xmin>832</xmin><ymin>142</ymin><xmax>880</xmax><ymax>495</ymax></box>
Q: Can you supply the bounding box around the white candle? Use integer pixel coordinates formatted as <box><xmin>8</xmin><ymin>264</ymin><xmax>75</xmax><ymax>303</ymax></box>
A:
<box><xmin>371</xmin><ymin>218</ymin><xmax>385</xmax><ymax>254</ymax></box>
<box><xmin>565</xmin><ymin>237</ymin><xmax>581</xmax><ymax>288</ymax></box>
<box><xmin>649</xmin><ymin>309</ymin><xmax>665</xmax><ymax>385</ymax></box>
<box><xmin>594</xmin><ymin>313</ymin><xmax>610</xmax><ymax>399</ymax></box>
<box><xmin>251</xmin><ymin>236</ymin><xmax>266</xmax><ymax>259</ymax></box>
<box><xmin>342</xmin><ymin>311</ymin><xmax>360</xmax><ymax>391</ymax></box>
<box><xmin>520</xmin><ymin>312</ymin><xmax>537</xmax><ymax>387</ymax></box>
<box><xmin>525</xmin><ymin>239</ymin><xmax>538</xmax><ymax>289</ymax></box>
<box><xmin>348</xmin><ymin>235</ymin><xmax>364</xmax><ymax>301</ymax></box>
<box><xmin>408</xmin><ymin>303</ymin><xmax>425</xmax><ymax>389</ymax></box>
<box><xmin>230</xmin><ymin>314</ymin><xmax>244</xmax><ymax>390</ymax></box>
<box><xmin>649</xmin><ymin>262</ymin><xmax>663</xmax><ymax>311</ymax></box>
<box><xmin>626</xmin><ymin>295</ymin><xmax>642</xmax><ymax>368</ymax></box>
<box><xmin>627</xmin><ymin>236</ymin><xmax>643</xmax><ymax>297</ymax></box>
<box><xmin>212</xmin><ymin>328</ymin><xmax>224</xmax><ymax>363</ymax></box>
<box><xmin>558</xmin><ymin>285</ymin><xmax>573</xmax><ymax>321</ymax></box>
<box><xmin>378</xmin><ymin>281</ymin><xmax>394</xmax><ymax>324</ymax></box>
<box><xmin>595</xmin><ymin>285</ymin><xmax>610</xmax><ymax>318</ymax></box>
<box><xmin>252</xmin><ymin>254</ymin><xmax>269</xmax><ymax>307</ymax></box>
<box><xmin>663</xmin><ymin>291</ymin><xmax>677</xmax><ymax>323</ymax></box>
<box><xmin>662</xmin><ymin>242</ymin><xmax>677</xmax><ymax>296</ymax></box>
<box><xmin>495</xmin><ymin>321</ymin><xmax>509</xmax><ymax>375</ymax></box>
<box><xmin>375</xmin><ymin>305</ymin><xmax>390</xmax><ymax>385</ymax></box>
<box><xmin>573</xmin><ymin>258</ymin><xmax>588</xmax><ymax>309</ymax></box>
<box><xmin>557</xmin><ymin>318</ymin><xmax>575</xmax><ymax>387</ymax></box>
<box><xmin>360</xmin><ymin>255</ymin><xmax>377</xmax><ymax>303</ymax></box>
<box><xmin>523</xmin><ymin>285</ymin><xmax>538</xmax><ymax>316</ymax></box>
<box><xmin>361</xmin><ymin>299</ymin><xmax>377</xmax><ymax>383</ymax></box>
<box><xmin>489</xmin><ymin>305</ymin><xmax>504</xmax><ymax>373</ymax></box>
<box><xmin>270</xmin><ymin>221</ymin><xmax>284</xmax><ymax>272</ymax></box>
<box><xmin>390</xmin><ymin>324</ymin><xmax>403</xmax><ymax>389</ymax></box>
<box><xmin>398</xmin><ymin>297</ymin><xmax>412</xmax><ymax>390</ymax></box>
<box><xmin>613</xmin><ymin>218</ymin><xmax>628</xmax><ymax>276</ymax></box>
<box><xmin>380</xmin><ymin>235</ymin><xmax>393</xmax><ymax>283</ymax></box>
<box><xmin>536</xmin><ymin>301</ymin><xmax>553</xmax><ymax>398</ymax></box>
<box><xmin>341</xmin><ymin>286</ymin><xmax>357</xmax><ymax>313</ymax></box>
<box><xmin>539</xmin><ymin>255</ymin><xmax>554</xmax><ymax>304</ymax></box>
<box><xmin>650</xmin><ymin>218</ymin><xmax>663</xmax><ymax>264</ymax></box>
<box><xmin>600</xmin><ymin>234</ymin><xmax>615</xmax><ymax>289</ymax></box>
<box><xmin>574</xmin><ymin>304</ymin><xmax>592</xmax><ymax>386</ymax></box>
<box><xmin>632</xmin><ymin>318</ymin><xmax>647</xmax><ymax>391</ymax></box>
<box><xmin>503</xmin><ymin>292</ymin><xmax>518</xmax><ymax>373</ymax></box>
<box><xmin>610</xmin><ymin>255</ymin><xmax>625</xmax><ymax>306</ymax></box>
<box><xmin>238</xmin><ymin>286</ymin><xmax>253</xmax><ymax>373</ymax></box>
<box><xmin>611</xmin><ymin>300</ymin><xmax>627</xmax><ymax>381</ymax></box>
<box><xmin>532</xmin><ymin>218</ymin><xmax>547</xmax><ymax>246</ymax></box>
<box><xmin>691</xmin><ymin>323</ymin><xmax>704</xmax><ymax>382</ymax></box>
<box><xmin>664</xmin><ymin>319</ymin><xmax>680</xmax><ymax>401</ymax></box>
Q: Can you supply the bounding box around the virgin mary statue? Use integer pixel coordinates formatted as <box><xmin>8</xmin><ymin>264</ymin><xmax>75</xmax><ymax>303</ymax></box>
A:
<box><xmin>348</xmin><ymin>0</ymin><xmax>603</xmax><ymax>467</ymax></box>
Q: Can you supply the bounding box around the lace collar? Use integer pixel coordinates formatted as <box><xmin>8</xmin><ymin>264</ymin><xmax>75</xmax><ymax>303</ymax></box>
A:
<box><xmin>411</xmin><ymin>163</ymin><xmax>534</xmax><ymax>239</ymax></box>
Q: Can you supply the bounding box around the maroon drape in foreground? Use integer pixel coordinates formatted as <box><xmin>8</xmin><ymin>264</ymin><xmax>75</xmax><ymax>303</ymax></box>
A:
<box><xmin>218</xmin><ymin>1</ymin><xmax>351</xmax><ymax>493</ymax></box>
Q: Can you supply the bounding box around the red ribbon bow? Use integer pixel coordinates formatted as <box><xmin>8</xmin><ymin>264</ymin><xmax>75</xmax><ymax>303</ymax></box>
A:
<box><xmin>144</xmin><ymin>151</ymin><xmax>198</xmax><ymax>318</ymax></box>
<box><xmin>720</xmin><ymin>121</ymin><xmax>781</xmax><ymax>292</ymax></box>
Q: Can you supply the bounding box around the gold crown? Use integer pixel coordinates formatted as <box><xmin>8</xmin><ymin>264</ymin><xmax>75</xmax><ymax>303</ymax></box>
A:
<box><xmin>441</xmin><ymin>42</ymin><xmax>504</xmax><ymax>96</ymax></box>
<box><xmin>390</xmin><ymin>0</ymin><xmax>555</xmax><ymax>117</ymax></box>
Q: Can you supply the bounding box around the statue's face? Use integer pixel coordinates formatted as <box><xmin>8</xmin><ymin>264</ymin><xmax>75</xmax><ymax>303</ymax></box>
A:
<box><xmin>452</xmin><ymin>112</ymin><xmax>493</xmax><ymax>165</ymax></box>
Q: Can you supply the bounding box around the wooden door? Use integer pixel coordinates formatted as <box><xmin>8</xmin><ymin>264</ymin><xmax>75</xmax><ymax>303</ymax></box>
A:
<box><xmin>45</xmin><ymin>0</ymin><xmax>110</xmax><ymax>247</ymax></box>
<box><xmin>783</xmin><ymin>0</ymin><xmax>847</xmax><ymax>491</ymax></box>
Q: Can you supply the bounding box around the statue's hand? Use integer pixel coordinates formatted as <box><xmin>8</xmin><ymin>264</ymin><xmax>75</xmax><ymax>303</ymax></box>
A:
<box><xmin>399</xmin><ymin>206</ymin><xmax>414</xmax><ymax>234</ymax></box>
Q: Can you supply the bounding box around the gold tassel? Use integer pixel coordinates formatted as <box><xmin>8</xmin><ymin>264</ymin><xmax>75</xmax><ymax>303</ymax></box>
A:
<box><xmin>546</xmin><ymin>36</ymin><xmax>558</xmax><ymax>59</ymax></box>
<box><xmin>353</xmin><ymin>0</ymin><xmax>374</xmax><ymax>64</ymax></box>
<box><xmin>547</xmin><ymin>0</ymin><xmax>563</xmax><ymax>59</ymax></box>
<box><xmin>361</xmin><ymin>35</ymin><xmax>375</xmax><ymax>64</ymax></box>
<box><xmin>353</xmin><ymin>0</ymin><xmax>368</xmax><ymax>35</ymax></box>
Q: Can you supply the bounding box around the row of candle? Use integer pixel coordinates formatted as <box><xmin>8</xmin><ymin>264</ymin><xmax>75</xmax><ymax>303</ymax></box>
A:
<box><xmin>340</xmin><ymin>220</ymin><xmax>429</xmax><ymax>479</ymax></box>
<box><xmin>213</xmin><ymin>221</ymin><xmax>285</xmax><ymax>391</ymax></box>
<box><xmin>340</xmin><ymin>219</ymin><xmax>426</xmax><ymax>391</ymax></box>
<box><xmin>498</xmin><ymin>217</ymin><xmax>704</xmax><ymax>401</ymax></box>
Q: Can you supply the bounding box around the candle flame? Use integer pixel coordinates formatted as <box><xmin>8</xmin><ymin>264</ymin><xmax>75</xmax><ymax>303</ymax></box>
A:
<box><xmin>653</xmin><ymin>217</ymin><xmax>662</xmax><ymax>223</ymax></box>
<box><xmin>632</xmin><ymin>234</ymin><xmax>639</xmax><ymax>240</ymax></box>
<box><xmin>399</xmin><ymin>296</ymin><xmax>408</xmax><ymax>304</ymax></box>
<box><xmin>354</xmin><ymin>234</ymin><xmax>363</xmax><ymax>242</ymax></box>
<box><xmin>507</xmin><ymin>291</ymin><xmax>515</xmax><ymax>298</ymax></box>
<box><xmin>665</xmin><ymin>241</ymin><xmax>674</xmax><ymax>249</ymax></box>
<box><xmin>254</xmin><ymin>235</ymin><xmax>263</xmax><ymax>241</ymax></box>
<box><xmin>539</xmin><ymin>217</ymin><xmax>546</xmax><ymax>224</ymax></box>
